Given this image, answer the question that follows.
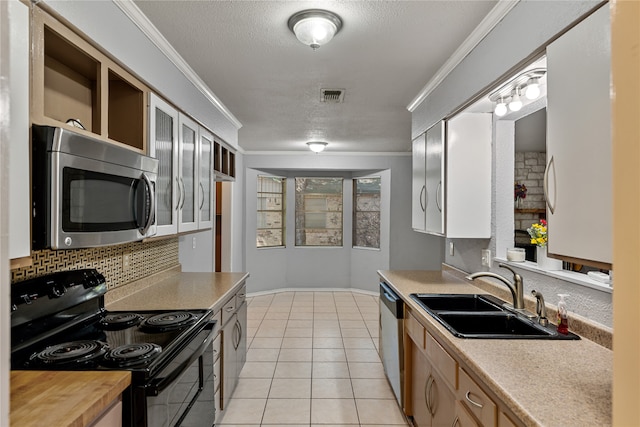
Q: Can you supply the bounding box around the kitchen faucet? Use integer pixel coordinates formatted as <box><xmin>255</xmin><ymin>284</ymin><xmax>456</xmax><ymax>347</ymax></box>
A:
<box><xmin>466</xmin><ymin>264</ymin><xmax>524</xmax><ymax>310</ymax></box>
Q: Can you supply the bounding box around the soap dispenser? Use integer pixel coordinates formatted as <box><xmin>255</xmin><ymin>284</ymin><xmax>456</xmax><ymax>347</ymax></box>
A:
<box><xmin>557</xmin><ymin>294</ymin><xmax>570</xmax><ymax>335</ymax></box>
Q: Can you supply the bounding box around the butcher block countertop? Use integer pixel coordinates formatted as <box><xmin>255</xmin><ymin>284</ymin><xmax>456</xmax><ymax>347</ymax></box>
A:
<box><xmin>10</xmin><ymin>370</ymin><xmax>130</xmax><ymax>427</ymax></box>
<box><xmin>379</xmin><ymin>267</ymin><xmax>613</xmax><ymax>427</ymax></box>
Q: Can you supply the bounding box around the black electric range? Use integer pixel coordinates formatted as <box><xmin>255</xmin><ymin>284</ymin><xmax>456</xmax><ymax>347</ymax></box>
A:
<box><xmin>11</xmin><ymin>269</ymin><xmax>215</xmax><ymax>427</ymax></box>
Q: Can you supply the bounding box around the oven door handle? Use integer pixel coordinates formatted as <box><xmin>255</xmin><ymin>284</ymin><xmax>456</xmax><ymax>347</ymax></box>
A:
<box><xmin>145</xmin><ymin>323</ymin><xmax>215</xmax><ymax>396</ymax></box>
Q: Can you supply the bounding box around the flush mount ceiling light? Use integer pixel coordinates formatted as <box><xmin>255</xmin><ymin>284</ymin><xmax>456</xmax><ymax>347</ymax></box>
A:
<box><xmin>489</xmin><ymin>68</ymin><xmax>546</xmax><ymax>116</ymax></box>
<box><xmin>288</xmin><ymin>9</ymin><xmax>343</xmax><ymax>50</ymax></box>
<box><xmin>307</xmin><ymin>141</ymin><xmax>328</xmax><ymax>153</ymax></box>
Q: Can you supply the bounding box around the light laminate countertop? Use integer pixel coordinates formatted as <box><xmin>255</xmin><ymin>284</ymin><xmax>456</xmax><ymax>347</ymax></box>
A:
<box><xmin>378</xmin><ymin>268</ymin><xmax>612</xmax><ymax>427</ymax></box>
<box><xmin>106</xmin><ymin>271</ymin><xmax>250</xmax><ymax>312</ymax></box>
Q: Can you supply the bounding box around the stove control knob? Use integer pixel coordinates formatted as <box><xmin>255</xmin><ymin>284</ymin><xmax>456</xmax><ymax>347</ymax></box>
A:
<box><xmin>64</xmin><ymin>237</ymin><xmax>72</xmax><ymax>247</ymax></box>
<box><xmin>49</xmin><ymin>282</ymin><xmax>66</xmax><ymax>298</ymax></box>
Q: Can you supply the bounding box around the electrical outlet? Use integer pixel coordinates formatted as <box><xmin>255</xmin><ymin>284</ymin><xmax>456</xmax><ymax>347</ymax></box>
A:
<box><xmin>449</xmin><ymin>242</ymin><xmax>455</xmax><ymax>256</ymax></box>
<box><xmin>192</xmin><ymin>237</ymin><xmax>197</xmax><ymax>249</ymax></box>
<box><xmin>481</xmin><ymin>249</ymin><xmax>492</xmax><ymax>267</ymax></box>
<box><xmin>122</xmin><ymin>253</ymin><xmax>131</xmax><ymax>271</ymax></box>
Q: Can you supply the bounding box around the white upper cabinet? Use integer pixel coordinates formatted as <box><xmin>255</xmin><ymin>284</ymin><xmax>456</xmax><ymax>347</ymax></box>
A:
<box><xmin>413</xmin><ymin>116</ymin><xmax>491</xmax><ymax>238</ymax></box>
<box><xmin>8</xmin><ymin>0</ymin><xmax>30</xmax><ymax>260</ymax></box>
<box><xmin>198</xmin><ymin>127</ymin><xmax>215</xmax><ymax>230</ymax></box>
<box><xmin>178</xmin><ymin>114</ymin><xmax>200</xmax><ymax>233</ymax></box>
<box><xmin>446</xmin><ymin>113</ymin><xmax>492</xmax><ymax>239</ymax></box>
<box><xmin>425</xmin><ymin>122</ymin><xmax>445</xmax><ymax>235</ymax></box>
<box><xmin>412</xmin><ymin>132</ymin><xmax>427</xmax><ymax>231</ymax></box>
<box><xmin>412</xmin><ymin>122</ymin><xmax>445</xmax><ymax>235</ymax></box>
<box><xmin>546</xmin><ymin>4</ymin><xmax>611</xmax><ymax>267</ymax></box>
<box><xmin>149</xmin><ymin>93</ymin><xmax>179</xmax><ymax>236</ymax></box>
<box><xmin>150</xmin><ymin>93</ymin><xmax>216</xmax><ymax>235</ymax></box>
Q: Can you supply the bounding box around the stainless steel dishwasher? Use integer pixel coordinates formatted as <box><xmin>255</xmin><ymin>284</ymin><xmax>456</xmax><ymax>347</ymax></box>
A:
<box><xmin>379</xmin><ymin>281</ymin><xmax>404</xmax><ymax>406</ymax></box>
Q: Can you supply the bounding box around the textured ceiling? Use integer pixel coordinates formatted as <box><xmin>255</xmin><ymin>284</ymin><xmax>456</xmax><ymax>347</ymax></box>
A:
<box><xmin>133</xmin><ymin>0</ymin><xmax>498</xmax><ymax>153</ymax></box>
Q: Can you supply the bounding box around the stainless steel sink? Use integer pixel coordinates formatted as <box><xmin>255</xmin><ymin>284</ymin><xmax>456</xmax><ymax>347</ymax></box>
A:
<box><xmin>409</xmin><ymin>293</ymin><xmax>580</xmax><ymax>340</ymax></box>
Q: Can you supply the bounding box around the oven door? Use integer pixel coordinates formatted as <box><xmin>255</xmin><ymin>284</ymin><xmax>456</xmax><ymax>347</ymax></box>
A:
<box><xmin>141</xmin><ymin>323</ymin><xmax>215</xmax><ymax>427</ymax></box>
<box><xmin>50</xmin><ymin>152</ymin><xmax>157</xmax><ymax>249</ymax></box>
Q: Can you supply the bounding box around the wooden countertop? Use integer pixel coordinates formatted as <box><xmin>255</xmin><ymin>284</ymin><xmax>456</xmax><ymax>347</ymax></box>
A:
<box><xmin>378</xmin><ymin>267</ymin><xmax>612</xmax><ymax>427</ymax></box>
<box><xmin>11</xmin><ymin>370</ymin><xmax>130</xmax><ymax>427</ymax></box>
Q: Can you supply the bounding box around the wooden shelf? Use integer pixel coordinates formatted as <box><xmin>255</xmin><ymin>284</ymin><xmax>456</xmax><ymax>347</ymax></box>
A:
<box><xmin>32</xmin><ymin>6</ymin><xmax>148</xmax><ymax>151</ymax></box>
<box><xmin>514</xmin><ymin>208</ymin><xmax>546</xmax><ymax>214</ymax></box>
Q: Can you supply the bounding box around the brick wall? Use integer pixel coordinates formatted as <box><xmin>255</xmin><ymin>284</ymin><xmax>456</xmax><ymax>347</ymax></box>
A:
<box><xmin>514</xmin><ymin>151</ymin><xmax>546</xmax><ymax>231</ymax></box>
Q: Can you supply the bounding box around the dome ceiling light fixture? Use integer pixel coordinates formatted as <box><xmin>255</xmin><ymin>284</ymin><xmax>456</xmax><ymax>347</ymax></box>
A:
<box><xmin>288</xmin><ymin>9</ymin><xmax>343</xmax><ymax>50</ymax></box>
<box><xmin>307</xmin><ymin>141</ymin><xmax>328</xmax><ymax>153</ymax></box>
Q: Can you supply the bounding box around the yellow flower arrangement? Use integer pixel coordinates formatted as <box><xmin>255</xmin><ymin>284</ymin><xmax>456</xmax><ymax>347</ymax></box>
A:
<box><xmin>527</xmin><ymin>219</ymin><xmax>548</xmax><ymax>247</ymax></box>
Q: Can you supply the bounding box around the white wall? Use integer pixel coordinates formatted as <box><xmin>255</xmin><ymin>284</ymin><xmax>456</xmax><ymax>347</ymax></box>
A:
<box><xmin>244</xmin><ymin>153</ymin><xmax>443</xmax><ymax>294</ymax></box>
<box><xmin>412</xmin><ymin>1</ymin><xmax>612</xmax><ymax>327</ymax></box>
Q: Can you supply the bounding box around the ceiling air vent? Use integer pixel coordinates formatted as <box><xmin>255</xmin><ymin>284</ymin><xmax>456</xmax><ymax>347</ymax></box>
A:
<box><xmin>321</xmin><ymin>88</ymin><xmax>345</xmax><ymax>103</ymax></box>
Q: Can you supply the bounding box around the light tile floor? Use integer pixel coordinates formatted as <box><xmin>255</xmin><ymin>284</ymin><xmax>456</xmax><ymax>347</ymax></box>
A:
<box><xmin>217</xmin><ymin>291</ymin><xmax>410</xmax><ymax>426</ymax></box>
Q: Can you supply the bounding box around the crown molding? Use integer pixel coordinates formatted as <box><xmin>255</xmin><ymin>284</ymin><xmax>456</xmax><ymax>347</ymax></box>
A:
<box><xmin>407</xmin><ymin>0</ymin><xmax>520</xmax><ymax>112</ymax></box>
<box><xmin>113</xmin><ymin>0</ymin><xmax>242</xmax><ymax>129</ymax></box>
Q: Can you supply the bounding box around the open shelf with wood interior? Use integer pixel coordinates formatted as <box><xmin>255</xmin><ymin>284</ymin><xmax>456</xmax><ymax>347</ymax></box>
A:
<box><xmin>31</xmin><ymin>6</ymin><xmax>148</xmax><ymax>152</ymax></box>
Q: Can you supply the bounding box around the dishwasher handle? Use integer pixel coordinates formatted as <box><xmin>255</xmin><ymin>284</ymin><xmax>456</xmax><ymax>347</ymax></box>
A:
<box><xmin>379</xmin><ymin>282</ymin><xmax>404</xmax><ymax>319</ymax></box>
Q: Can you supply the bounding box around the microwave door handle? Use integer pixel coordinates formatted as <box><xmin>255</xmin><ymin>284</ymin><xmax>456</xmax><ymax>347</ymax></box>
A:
<box><xmin>139</xmin><ymin>173</ymin><xmax>156</xmax><ymax>236</ymax></box>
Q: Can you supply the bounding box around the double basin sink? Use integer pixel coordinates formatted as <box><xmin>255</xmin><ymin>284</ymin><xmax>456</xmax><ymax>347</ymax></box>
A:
<box><xmin>410</xmin><ymin>293</ymin><xmax>579</xmax><ymax>340</ymax></box>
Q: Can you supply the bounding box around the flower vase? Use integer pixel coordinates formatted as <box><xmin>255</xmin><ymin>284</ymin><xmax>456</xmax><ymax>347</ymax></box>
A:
<box><xmin>536</xmin><ymin>246</ymin><xmax>562</xmax><ymax>270</ymax></box>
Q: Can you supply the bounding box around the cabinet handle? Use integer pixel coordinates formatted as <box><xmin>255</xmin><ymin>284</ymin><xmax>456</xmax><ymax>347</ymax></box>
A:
<box><xmin>451</xmin><ymin>416</ymin><xmax>460</xmax><ymax>427</ymax></box>
<box><xmin>424</xmin><ymin>375</ymin><xmax>432</xmax><ymax>414</ymax></box>
<box><xmin>429</xmin><ymin>377</ymin><xmax>438</xmax><ymax>416</ymax></box>
<box><xmin>225</xmin><ymin>306</ymin><xmax>235</xmax><ymax>312</ymax></box>
<box><xmin>199</xmin><ymin>182</ymin><xmax>205</xmax><ymax>210</ymax></box>
<box><xmin>179</xmin><ymin>178</ymin><xmax>186</xmax><ymax>210</ymax></box>
<box><xmin>435</xmin><ymin>180</ymin><xmax>442</xmax><ymax>212</ymax></box>
<box><xmin>465</xmin><ymin>391</ymin><xmax>484</xmax><ymax>409</ymax></box>
<box><xmin>175</xmin><ymin>177</ymin><xmax>182</xmax><ymax>210</ymax></box>
<box><xmin>543</xmin><ymin>155</ymin><xmax>557</xmax><ymax>214</ymax></box>
<box><xmin>419</xmin><ymin>185</ymin><xmax>426</xmax><ymax>212</ymax></box>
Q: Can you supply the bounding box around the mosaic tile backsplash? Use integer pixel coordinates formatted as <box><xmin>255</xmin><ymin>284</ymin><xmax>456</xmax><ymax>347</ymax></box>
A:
<box><xmin>11</xmin><ymin>238</ymin><xmax>180</xmax><ymax>289</ymax></box>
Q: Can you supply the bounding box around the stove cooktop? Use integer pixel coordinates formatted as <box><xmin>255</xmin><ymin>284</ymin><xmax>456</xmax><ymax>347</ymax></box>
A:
<box><xmin>12</xmin><ymin>308</ymin><xmax>212</xmax><ymax>373</ymax></box>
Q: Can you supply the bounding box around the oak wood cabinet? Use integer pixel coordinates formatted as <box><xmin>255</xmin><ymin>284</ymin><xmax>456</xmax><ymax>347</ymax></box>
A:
<box><xmin>406</xmin><ymin>311</ymin><xmax>457</xmax><ymax>427</ymax></box>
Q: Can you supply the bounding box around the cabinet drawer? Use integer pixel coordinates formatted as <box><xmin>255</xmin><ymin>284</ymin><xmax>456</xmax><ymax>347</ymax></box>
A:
<box><xmin>212</xmin><ymin>333</ymin><xmax>221</xmax><ymax>362</ymax></box>
<box><xmin>235</xmin><ymin>284</ymin><xmax>247</xmax><ymax>306</ymax></box>
<box><xmin>498</xmin><ymin>411</ymin><xmax>517</xmax><ymax>427</ymax></box>
<box><xmin>221</xmin><ymin>295</ymin><xmax>237</xmax><ymax>326</ymax></box>
<box><xmin>406</xmin><ymin>310</ymin><xmax>425</xmax><ymax>349</ymax></box>
<box><xmin>454</xmin><ymin>400</ymin><xmax>480</xmax><ymax>427</ymax></box>
<box><xmin>459</xmin><ymin>367</ymin><xmax>497</xmax><ymax>427</ymax></box>
<box><xmin>426</xmin><ymin>332</ymin><xmax>457</xmax><ymax>391</ymax></box>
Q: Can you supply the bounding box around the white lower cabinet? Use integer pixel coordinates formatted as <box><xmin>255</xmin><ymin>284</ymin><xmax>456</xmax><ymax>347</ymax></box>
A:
<box><xmin>218</xmin><ymin>284</ymin><xmax>247</xmax><ymax>418</ymax></box>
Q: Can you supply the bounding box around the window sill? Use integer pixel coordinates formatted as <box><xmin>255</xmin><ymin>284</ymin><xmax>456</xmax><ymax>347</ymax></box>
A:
<box><xmin>494</xmin><ymin>257</ymin><xmax>613</xmax><ymax>294</ymax></box>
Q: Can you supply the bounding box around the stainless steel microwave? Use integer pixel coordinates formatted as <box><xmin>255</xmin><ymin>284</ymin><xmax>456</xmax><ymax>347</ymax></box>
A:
<box><xmin>32</xmin><ymin>125</ymin><xmax>158</xmax><ymax>250</ymax></box>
